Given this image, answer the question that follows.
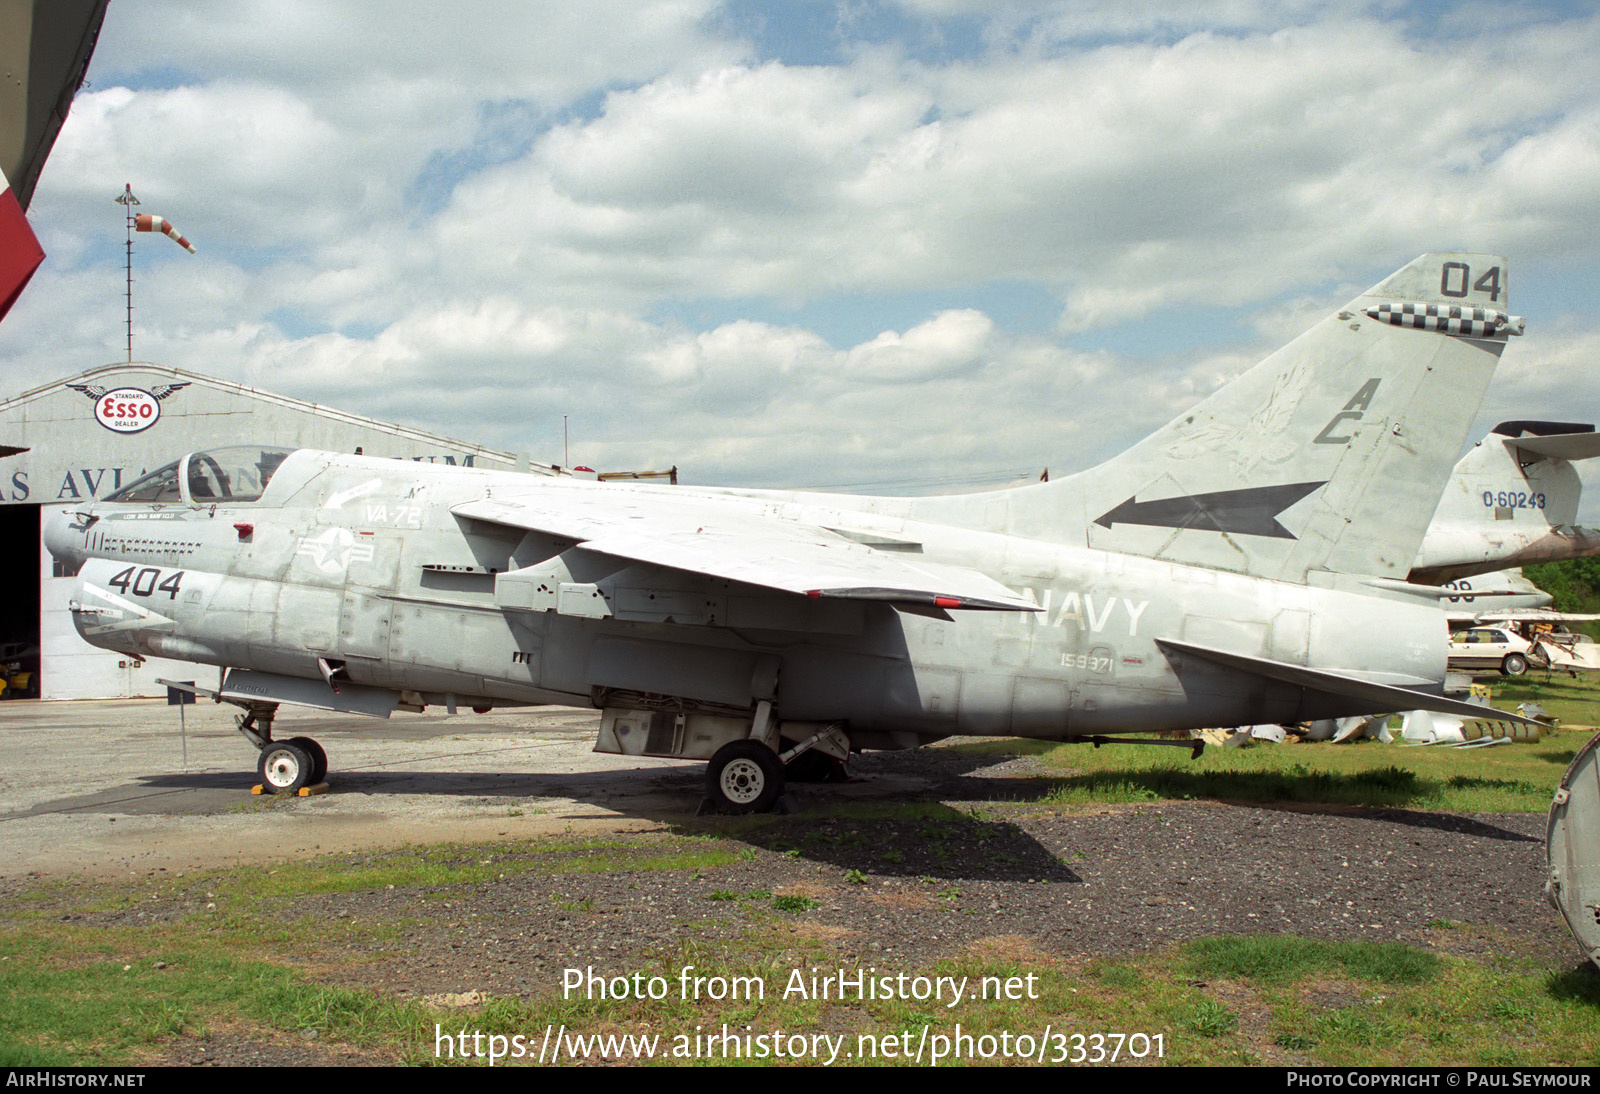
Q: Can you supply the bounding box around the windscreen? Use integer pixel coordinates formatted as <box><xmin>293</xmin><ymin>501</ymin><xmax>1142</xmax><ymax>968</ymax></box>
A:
<box><xmin>103</xmin><ymin>459</ymin><xmax>181</xmax><ymax>503</ymax></box>
<box><xmin>103</xmin><ymin>446</ymin><xmax>295</xmax><ymax>504</ymax></box>
<box><xmin>184</xmin><ymin>446</ymin><xmax>292</xmax><ymax>502</ymax></box>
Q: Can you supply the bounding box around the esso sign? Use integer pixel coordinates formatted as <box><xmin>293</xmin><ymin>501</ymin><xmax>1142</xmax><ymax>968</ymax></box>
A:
<box><xmin>94</xmin><ymin>388</ymin><xmax>161</xmax><ymax>433</ymax></box>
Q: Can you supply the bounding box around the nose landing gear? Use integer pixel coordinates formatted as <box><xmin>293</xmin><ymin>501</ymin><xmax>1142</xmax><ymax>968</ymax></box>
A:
<box><xmin>160</xmin><ymin>679</ymin><xmax>331</xmax><ymax>795</ymax></box>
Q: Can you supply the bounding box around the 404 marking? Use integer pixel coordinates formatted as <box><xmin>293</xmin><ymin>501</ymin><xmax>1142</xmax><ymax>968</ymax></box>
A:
<box><xmin>107</xmin><ymin>566</ymin><xmax>183</xmax><ymax>599</ymax></box>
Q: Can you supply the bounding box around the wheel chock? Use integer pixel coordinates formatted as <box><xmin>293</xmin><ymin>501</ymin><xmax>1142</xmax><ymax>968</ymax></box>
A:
<box><xmin>249</xmin><ymin>782</ymin><xmax>330</xmax><ymax>796</ymax></box>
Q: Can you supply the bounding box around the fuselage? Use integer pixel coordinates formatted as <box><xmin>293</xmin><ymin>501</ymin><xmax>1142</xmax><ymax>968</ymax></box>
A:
<box><xmin>46</xmin><ymin>447</ymin><xmax>1453</xmax><ymax>747</ymax></box>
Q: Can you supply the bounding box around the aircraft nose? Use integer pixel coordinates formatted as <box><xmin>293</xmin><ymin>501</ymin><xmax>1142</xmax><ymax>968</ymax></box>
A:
<box><xmin>43</xmin><ymin>507</ymin><xmax>87</xmax><ymax>572</ymax></box>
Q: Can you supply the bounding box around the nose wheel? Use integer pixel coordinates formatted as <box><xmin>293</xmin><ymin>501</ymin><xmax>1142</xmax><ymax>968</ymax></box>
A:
<box><xmin>284</xmin><ymin>736</ymin><xmax>328</xmax><ymax>784</ymax></box>
<box><xmin>258</xmin><ymin>741</ymin><xmax>312</xmax><ymax>793</ymax></box>
<box><xmin>256</xmin><ymin>736</ymin><xmax>328</xmax><ymax>793</ymax></box>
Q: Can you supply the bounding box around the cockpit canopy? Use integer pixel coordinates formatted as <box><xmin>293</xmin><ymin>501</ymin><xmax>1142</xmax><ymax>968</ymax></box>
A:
<box><xmin>104</xmin><ymin>445</ymin><xmax>295</xmax><ymax>505</ymax></box>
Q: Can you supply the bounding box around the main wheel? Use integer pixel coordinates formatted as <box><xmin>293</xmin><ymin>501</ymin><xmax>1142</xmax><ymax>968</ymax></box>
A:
<box><xmin>1502</xmin><ymin>653</ymin><xmax>1529</xmax><ymax>677</ymax></box>
<box><xmin>258</xmin><ymin>741</ymin><xmax>314</xmax><ymax>794</ymax></box>
<box><xmin>706</xmin><ymin>741</ymin><xmax>784</xmax><ymax>814</ymax></box>
<box><xmin>285</xmin><ymin>737</ymin><xmax>328</xmax><ymax>784</ymax></box>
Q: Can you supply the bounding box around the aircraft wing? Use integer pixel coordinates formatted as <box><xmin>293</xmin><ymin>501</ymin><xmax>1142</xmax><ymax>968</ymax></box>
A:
<box><xmin>453</xmin><ymin>493</ymin><xmax>1039</xmax><ymax>612</ymax></box>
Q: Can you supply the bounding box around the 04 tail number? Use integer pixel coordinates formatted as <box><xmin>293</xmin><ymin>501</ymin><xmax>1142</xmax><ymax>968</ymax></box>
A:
<box><xmin>107</xmin><ymin>566</ymin><xmax>183</xmax><ymax>599</ymax></box>
<box><xmin>1440</xmin><ymin>262</ymin><xmax>1502</xmax><ymax>302</ymax></box>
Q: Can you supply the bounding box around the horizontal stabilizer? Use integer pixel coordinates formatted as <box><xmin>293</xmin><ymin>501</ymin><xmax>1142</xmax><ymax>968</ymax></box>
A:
<box><xmin>1157</xmin><ymin>638</ymin><xmax>1538</xmax><ymax>725</ymax></box>
<box><xmin>1473</xmin><ymin>610</ymin><xmax>1600</xmax><ymax>623</ymax></box>
<box><xmin>1504</xmin><ymin>431</ymin><xmax>1600</xmax><ymax>462</ymax></box>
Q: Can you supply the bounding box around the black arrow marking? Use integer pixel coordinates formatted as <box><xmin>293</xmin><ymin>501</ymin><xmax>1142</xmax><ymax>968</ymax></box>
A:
<box><xmin>1094</xmin><ymin>481</ymin><xmax>1327</xmax><ymax>539</ymax></box>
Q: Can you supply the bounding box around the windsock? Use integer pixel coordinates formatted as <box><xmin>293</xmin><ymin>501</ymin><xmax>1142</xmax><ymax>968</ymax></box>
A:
<box><xmin>135</xmin><ymin>213</ymin><xmax>197</xmax><ymax>254</ymax></box>
<box><xmin>0</xmin><ymin>166</ymin><xmax>45</xmax><ymax>323</ymax></box>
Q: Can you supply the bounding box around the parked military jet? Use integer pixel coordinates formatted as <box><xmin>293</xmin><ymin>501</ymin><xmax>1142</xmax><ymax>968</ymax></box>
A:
<box><xmin>45</xmin><ymin>253</ymin><xmax>1529</xmax><ymax>811</ymax></box>
<box><xmin>1411</xmin><ymin>421</ymin><xmax>1600</xmax><ymax>584</ymax></box>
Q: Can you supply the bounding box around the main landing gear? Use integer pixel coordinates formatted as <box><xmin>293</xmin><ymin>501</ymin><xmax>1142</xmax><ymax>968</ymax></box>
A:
<box><xmin>706</xmin><ymin>741</ymin><xmax>785</xmax><ymax>814</ymax></box>
<box><xmin>699</xmin><ymin>724</ymin><xmax>851</xmax><ymax>815</ymax></box>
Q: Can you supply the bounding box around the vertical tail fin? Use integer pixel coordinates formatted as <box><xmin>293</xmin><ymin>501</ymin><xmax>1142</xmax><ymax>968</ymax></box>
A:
<box><xmin>920</xmin><ymin>253</ymin><xmax>1524</xmax><ymax>583</ymax></box>
<box><xmin>1411</xmin><ymin>422</ymin><xmax>1600</xmax><ymax>583</ymax></box>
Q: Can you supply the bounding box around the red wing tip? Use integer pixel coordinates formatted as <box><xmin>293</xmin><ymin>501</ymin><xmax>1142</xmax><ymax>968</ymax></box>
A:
<box><xmin>933</xmin><ymin>596</ymin><xmax>962</xmax><ymax>608</ymax></box>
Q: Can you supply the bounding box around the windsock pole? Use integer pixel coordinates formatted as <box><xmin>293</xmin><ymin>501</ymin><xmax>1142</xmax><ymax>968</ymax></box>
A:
<box><xmin>116</xmin><ymin>185</ymin><xmax>140</xmax><ymax>362</ymax></box>
<box><xmin>116</xmin><ymin>184</ymin><xmax>197</xmax><ymax>361</ymax></box>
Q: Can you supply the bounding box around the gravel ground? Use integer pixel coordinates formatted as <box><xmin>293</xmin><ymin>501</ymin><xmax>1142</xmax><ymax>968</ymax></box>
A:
<box><xmin>314</xmin><ymin>797</ymin><xmax>1564</xmax><ymax>1002</ymax></box>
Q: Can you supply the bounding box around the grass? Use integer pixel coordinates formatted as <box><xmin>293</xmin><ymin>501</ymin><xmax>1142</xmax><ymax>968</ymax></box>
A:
<box><xmin>1492</xmin><ymin>674</ymin><xmax>1600</xmax><ymax>729</ymax></box>
<box><xmin>0</xmin><ymin>932</ymin><xmax>435</xmax><ymax>1065</ymax></box>
<box><xmin>1185</xmin><ymin>936</ymin><xmax>1441</xmax><ymax>986</ymax></box>
<box><xmin>220</xmin><ymin>836</ymin><xmax>751</xmax><ymax>902</ymax></box>
<box><xmin>939</xmin><ymin>677</ymin><xmax>1597</xmax><ymax>813</ymax></box>
<box><xmin>1007</xmin><ymin>743</ymin><xmax>1574</xmax><ymax>812</ymax></box>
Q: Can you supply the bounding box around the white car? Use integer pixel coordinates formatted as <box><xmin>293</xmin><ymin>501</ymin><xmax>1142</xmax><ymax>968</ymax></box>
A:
<box><xmin>1447</xmin><ymin>627</ymin><xmax>1539</xmax><ymax>677</ymax></box>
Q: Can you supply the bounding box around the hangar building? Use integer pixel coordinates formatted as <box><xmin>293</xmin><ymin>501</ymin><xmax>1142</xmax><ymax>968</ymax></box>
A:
<box><xmin>0</xmin><ymin>361</ymin><xmax>540</xmax><ymax>700</ymax></box>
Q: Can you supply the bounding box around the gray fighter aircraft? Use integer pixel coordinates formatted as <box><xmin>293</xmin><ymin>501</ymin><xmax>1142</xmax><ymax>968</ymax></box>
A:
<box><xmin>45</xmin><ymin>252</ymin><xmax>1529</xmax><ymax>812</ymax></box>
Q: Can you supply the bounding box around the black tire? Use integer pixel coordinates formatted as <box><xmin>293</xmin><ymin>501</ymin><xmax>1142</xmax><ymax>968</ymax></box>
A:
<box><xmin>706</xmin><ymin>741</ymin><xmax>784</xmax><ymax>814</ymax></box>
<box><xmin>286</xmin><ymin>737</ymin><xmax>328</xmax><ymax>784</ymax></box>
<box><xmin>258</xmin><ymin>741</ymin><xmax>314</xmax><ymax>794</ymax></box>
<box><xmin>1502</xmin><ymin>653</ymin><xmax>1528</xmax><ymax>677</ymax></box>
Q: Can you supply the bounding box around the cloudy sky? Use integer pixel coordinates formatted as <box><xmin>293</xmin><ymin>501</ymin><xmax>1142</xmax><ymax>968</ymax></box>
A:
<box><xmin>4</xmin><ymin>0</ymin><xmax>1599</xmax><ymax>510</ymax></box>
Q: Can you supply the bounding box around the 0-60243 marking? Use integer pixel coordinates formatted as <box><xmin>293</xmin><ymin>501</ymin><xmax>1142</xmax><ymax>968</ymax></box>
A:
<box><xmin>1483</xmin><ymin>491</ymin><xmax>1545</xmax><ymax>509</ymax></box>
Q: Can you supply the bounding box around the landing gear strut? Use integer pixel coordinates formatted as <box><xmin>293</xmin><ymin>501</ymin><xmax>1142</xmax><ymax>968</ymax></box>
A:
<box><xmin>232</xmin><ymin>700</ymin><xmax>329</xmax><ymax>793</ymax></box>
<box><xmin>241</xmin><ymin>712</ymin><xmax>330</xmax><ymax>794</ymax></box>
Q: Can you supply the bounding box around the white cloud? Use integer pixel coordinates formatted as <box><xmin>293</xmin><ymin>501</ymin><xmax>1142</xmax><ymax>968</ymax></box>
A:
<box><xmin>843</xmin><ymin>309</ymin><xmax>993</xmax><ymax>381</ymax></box>
<box><xmin>5</xmin><ymin>2</ymin><xmax>1600</xmax><ymax>506</ymax></box>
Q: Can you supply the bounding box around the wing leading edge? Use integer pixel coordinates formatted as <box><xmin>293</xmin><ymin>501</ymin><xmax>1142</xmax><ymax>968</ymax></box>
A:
<box><xmin>451</xmin><ymin>494</ymin><xmax>1040</xmax><ymax>612</ymax></box>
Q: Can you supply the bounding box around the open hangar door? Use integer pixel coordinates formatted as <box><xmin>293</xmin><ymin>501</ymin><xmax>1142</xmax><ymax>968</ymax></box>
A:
<box><xmin>1</xmin><ymin>503</ymin><xmax>40</xmax><ymax>697</ymax></box>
